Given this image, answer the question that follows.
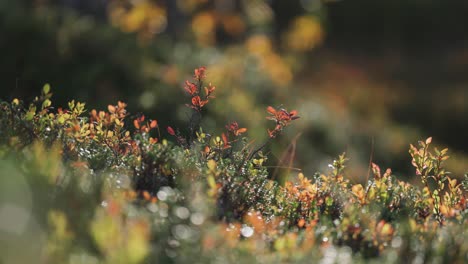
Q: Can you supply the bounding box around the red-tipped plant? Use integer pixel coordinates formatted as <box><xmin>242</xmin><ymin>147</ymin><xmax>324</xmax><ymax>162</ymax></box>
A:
<box><xmin>184</xmin><ymin>66</ymin><xmax>215</xmax><ymax>112</ymax></box>
<box><xmin>266</xmin><ymin>106</ymin><xmax>300</xmax><ymax>138</ymax></box>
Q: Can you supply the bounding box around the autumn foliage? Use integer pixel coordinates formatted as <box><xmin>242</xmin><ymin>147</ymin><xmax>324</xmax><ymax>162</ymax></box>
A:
<box><xmin>0</xmin><ymin>67</ymin><xmax>466</xmax><ymax>264</ymax></box>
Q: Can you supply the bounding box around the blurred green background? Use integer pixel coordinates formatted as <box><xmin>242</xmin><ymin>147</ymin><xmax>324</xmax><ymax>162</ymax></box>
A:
<box><xmin>1</xmin><ymin>0</ymin><xmax>467</xmax><ymax>180</ymax></box>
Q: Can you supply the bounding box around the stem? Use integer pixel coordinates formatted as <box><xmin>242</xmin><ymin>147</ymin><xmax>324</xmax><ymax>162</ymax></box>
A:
<box><xmin>188</xmin><ymin>110</ymin><xmax>202</xmax><ymax>147</ymax></box>
<box><xmin>234</xmin><ymin>137</ymin><xmax>273</xmax><ymax>177</ymax></box>
<box><xmin>157</xmin><ymin>126</ymin><xmax>161</xmax><ymax>140</ymax></box>
<box><xmin>103</xmin><ymin>136</ymin><xmax>119</xmax><ymax>165</ymax></box>
<box><xmin>248</xmin><ymin>137</ymin><xmax>272</xmax><ymax>161</ymax></box>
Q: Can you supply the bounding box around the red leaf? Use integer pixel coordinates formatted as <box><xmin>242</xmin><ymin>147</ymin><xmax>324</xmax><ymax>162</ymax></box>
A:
<box><xmin>192</xmin><ymin>96</ymin><xmax>201</xmax><ymax>107</ymax></box>
<box><xmin>194</xmin><ymin>66</ymin><xmax>206</xmax><ymax>80</ymax></box>
<box><xmin>184</xmin><ymin>81</ymin><xmax>198</xmax><ymax>95</ymax></box>
<box><xmin>167</xmin><ymin>126</ymin><xmax>175</xmax><ymax>136</ymax></box>
<box><xmin>192</xmin><ymin>96</ymin><xmax>208</xmax><ymax>109</ymax></box>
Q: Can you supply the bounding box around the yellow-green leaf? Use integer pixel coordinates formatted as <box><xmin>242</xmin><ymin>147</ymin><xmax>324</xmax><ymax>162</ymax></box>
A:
<box><xmin>25</xmin><ymin>111</ymin><xmax>35</xmax><ymax>121</ymax></box>
<box><xmin>42</xmin><ymin>99</ymin><xmax>51</xmax><ymax>109</ymax></box>
<box><xmin>207</xmin><ymin>159</ymin><xmax>217</xmax><ymax>172</ymax></box>
<box><xmin>207</xmin><ymin>175</ymin><xmax>216</xmax><ymax>189</ymax></box>
<box><xmin>43</xmin><ymin>83</ymin><xmax>51</xmax><ymax>95</ymax></box>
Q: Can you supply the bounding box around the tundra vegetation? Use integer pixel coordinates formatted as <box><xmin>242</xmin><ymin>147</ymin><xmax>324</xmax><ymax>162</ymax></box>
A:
<box><xmin>0</xmin><ymin>67</ymin><xmax>466</xmax><ymax>263</ymax></box>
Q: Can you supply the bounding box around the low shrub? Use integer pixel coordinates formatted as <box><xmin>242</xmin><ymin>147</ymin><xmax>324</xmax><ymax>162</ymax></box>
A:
<box><xmin>0</xmin><ymin>67</ymin><xmax>466</xmax><ymax>263</ymax></box>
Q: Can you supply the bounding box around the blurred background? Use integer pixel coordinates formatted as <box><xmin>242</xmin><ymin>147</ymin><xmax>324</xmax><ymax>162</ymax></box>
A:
<box><xmin>1</xmin><ymin>0</ymin><xmax>467</xmax><ymax>181</ymax></box>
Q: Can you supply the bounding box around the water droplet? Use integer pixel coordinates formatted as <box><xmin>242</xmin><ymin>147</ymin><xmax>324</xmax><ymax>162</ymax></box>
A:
<box><xmin>147</xmin><ymin>203</ymin><xmax>158</xmax><ymax>213</ymax></box>
<box><xmin>168</xmin><ymin>239</ymin><xmax>180</xmax><ymax>248</ymax></box>
<box><xmin>321</xmin><ymin>245</ymin><xmax>337</xmax><ymax>264</ymax></box>
<box><xmin>190</xmin><ymin>213</ymin><xmax>205</xmax><ymax>225</ymax></box>
<box><xmin>174</xmin><ymin>207</ymin><xmax>190</xmax><ymax>220</ymax></box>
<box><xmin>165</xmin><ymin>248</ymin><xmax>177</xmax><ymax>258</ymax></box>
<box><xmin>173</xmin><ymin>224</ymin><xmax>191</xmax><ymax>240</ymax></box>
<box><xmin>241</xmin><ymin>226</ymin><xmax>254</xmax><ymax>238</ymax></box>
<box><xmin>391</xmin><ymin>236</ymin><xmax>402</xmax><ymax>248</ymax></box>
<box><xmin>157</xmin><ymin>190</ymin><xmax>168</xmax><ymax>201</ymax></box>
<box><xmin>159</xmin><ymin>204</ymin><xmax>168</xmax><ymax>218</ymax></box>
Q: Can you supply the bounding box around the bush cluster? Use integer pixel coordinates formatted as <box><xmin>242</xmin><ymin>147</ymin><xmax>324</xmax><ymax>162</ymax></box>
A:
<box><xmin>0</xmin><ymin>67</ymin><xmax>467</xmax><ymax>263</ymax></box>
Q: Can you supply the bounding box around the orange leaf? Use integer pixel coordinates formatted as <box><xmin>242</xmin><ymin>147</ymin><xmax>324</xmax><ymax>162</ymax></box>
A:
<box><xmin>222</xmin><ymin>133</ymin><xmax>229</xmax><ymax>144</ymax></box>
<box><xmin>298</xmin><ymin>219</ymin><xmax>306</xmax><ymax>228</ymax></box>
<box><xmin>235</xmin><ymin>127</ymin><xmax>247</xmax><ymax>136</ymax></box>
<box><xmin>142</xmin><ymin>191</ymin><xmax>151</xmax><ymax>201</ymax></box>
<box><xmin>117</xmin><ymin>101</ymin><xmax>127</xmax><ymax>109</ymax></box>
<box><xmin>267</xmin><ymin>106</ymin><xmax>277</xmax><ymax>115</ymax></box>
<box><xmin>107</xmin><ymin>105</ymin><xmax>116</xmax><ymax>113</ymax></box>
<box><xmin>222</xmin><ymin>133</ymin><xmax>231</xmax><ymax>148</ymax></box>
<box><xmin>267</xmin><ymin>129</ymin><xmax>276</xmax><ymax>138</ymax></box>
<box><xmin>204</xmin><ymin>145</ymin><xmax>211</xmax><ymax>153</ymax></box>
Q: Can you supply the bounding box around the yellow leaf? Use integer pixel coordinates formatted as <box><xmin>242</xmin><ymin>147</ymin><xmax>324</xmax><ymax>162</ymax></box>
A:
<box><xmin>207</xmin><ymin>159</ymin><xmax>217</xmax><ymax>173</ymax></box>
<box><xmin>207</xmin><ymin>175</ymin><xmax>216</xmax><ymax>189</ymax></box>
<box><xmin>126</xmin><ymin>221</ymin><xmax>150</xmax><ymax>264</ymax></box>
<box><xmin>298</xmin><ymin>172</ymin><xmax>305</xmax><ymax>181</ymax></box>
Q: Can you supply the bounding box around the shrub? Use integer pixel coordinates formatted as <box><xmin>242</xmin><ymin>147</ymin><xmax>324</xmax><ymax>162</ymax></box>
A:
<box><xmin>0</xmin><ymin>67</ymin><xmax>466</xmax><ymax>263</ymax></box>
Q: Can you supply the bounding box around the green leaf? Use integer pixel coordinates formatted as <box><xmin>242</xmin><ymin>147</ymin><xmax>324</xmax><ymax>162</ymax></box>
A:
<box><xmin>57</xmin><ymin>115</ymin><xmax>65</xmax><ymax>124</ymax></box>
<box><xmin>68</xmin><ymin>100</ymin><xmax>75</xmax><ymax>110</ymax></box>
<box><xmin>43</xmin><ymin>83</ymin><xmax>51</xmax><ymax>95</ymax></box>
<box><xmin>25</xmin><ymin>106</ymin><xmax>36</xmax><ymax>121</ymax></box>
<box><xmin>25</xmin><ymin>111</ymin><xmax>35</xmax><ymax>121</ymax></box>
<box><xmin>42</xmin><ymin>99</ymin><xmax>51</xmax><ymax>109</ymax></box>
